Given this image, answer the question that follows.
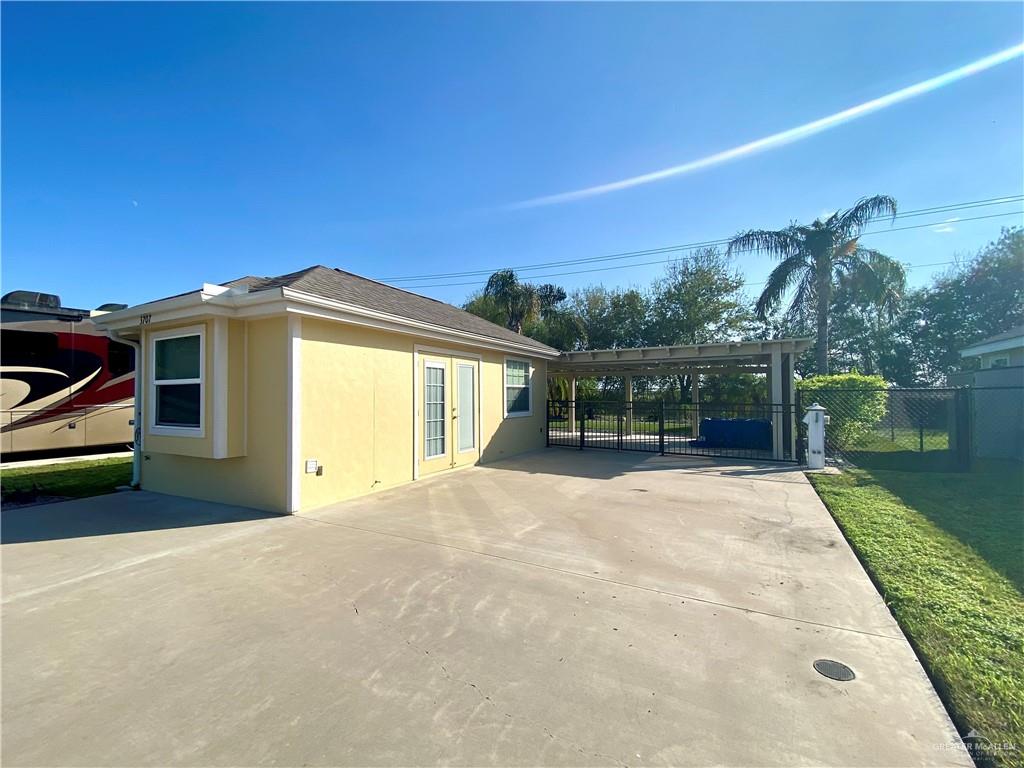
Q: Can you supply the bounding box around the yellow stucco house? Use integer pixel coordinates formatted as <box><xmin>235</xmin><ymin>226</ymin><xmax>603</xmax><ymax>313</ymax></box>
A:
<box><xmin>96</xmin><ymin>266</ymin><xmax>559</xmax><ymax>514</ymax></box>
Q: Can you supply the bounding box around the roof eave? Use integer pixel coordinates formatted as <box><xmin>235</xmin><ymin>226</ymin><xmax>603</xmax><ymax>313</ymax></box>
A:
<box><xmin>960</xmin><ymin>335</ymin><xmax>1024</xmax><ymax>358</ymax></box>
<box><xmin>280</xmin><ymin>287</ymin><xmax>560</xmax><ymax>358</ymax></box>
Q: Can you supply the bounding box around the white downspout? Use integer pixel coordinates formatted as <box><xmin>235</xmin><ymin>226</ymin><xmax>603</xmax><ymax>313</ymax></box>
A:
<box><xmin>110</xmin><ymin>330</ymin><xmax>142</xmax><ymax>489</ymax></box>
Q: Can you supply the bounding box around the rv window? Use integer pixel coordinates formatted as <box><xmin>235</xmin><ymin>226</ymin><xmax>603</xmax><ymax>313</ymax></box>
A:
<box><xmin>108</xmin><ymin>340</ymin><xmax>135</xmax><ymax>378</ymax></box>
<box><xmin>1</xmin><ymin>329</ymin><xmax>59</xmax><ymax>366</ymax></box>
<box><xmin>152</xmin><ymin>331</ymin><xmax>202</xmax><ymax>431</ymax></box>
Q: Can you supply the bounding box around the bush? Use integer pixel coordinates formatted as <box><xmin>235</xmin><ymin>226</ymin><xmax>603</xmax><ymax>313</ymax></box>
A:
<box><xmin>799</xmin><ymin>372</ymin><xmax>888</xmax><ymax>450</ymax></box>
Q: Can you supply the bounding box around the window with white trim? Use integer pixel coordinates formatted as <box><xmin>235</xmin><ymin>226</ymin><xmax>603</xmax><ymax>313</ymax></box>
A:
<box><xmin>504</xmin><ymin>358</ymin><xmax>531</xmax><ymax>416</ymax></box>
<box><xmin>989</xmin><ymin>356</ymin><xmax>1009</xmax><ymax>369</ymax></box>
<box><xmin>153</xmin><ymin>331</ymin><xmax>203</xmax><ymax>430</ymax></box>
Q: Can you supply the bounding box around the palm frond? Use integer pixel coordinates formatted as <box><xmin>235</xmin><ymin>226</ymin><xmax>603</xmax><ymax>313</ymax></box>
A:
<box><xmin>727</xmin><ymin>227</ymin><xmax>802</xmax><ymax>260</ymax></box>
<box><xmin>783</xmin><ymin>271</ymin><xmax>817</xmax><ymax>326</ymax></box>
<box><xmin>754</xmin><ymin>253</ymin><xmax>809</xmax><ymax>321</ymax></box>
<box><xmin>835</xmin><ymin>195</ymin><xmax>898</xmax><ymax>236</ymax></box>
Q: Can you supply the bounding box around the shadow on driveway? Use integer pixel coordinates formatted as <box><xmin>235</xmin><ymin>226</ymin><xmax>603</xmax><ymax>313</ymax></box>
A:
<box><xmin>488</xmin><ymin>447</ymin><xmax>806</xmax><ymax>482</ymax></box>
<box><xmin>1</xmin><ymin>491</ymin><xmax>278</xmax><ymax>545</ymax></box>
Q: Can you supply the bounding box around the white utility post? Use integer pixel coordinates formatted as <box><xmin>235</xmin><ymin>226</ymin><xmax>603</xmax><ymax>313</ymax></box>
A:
<box><xmin>624</xmin><ymin>375</ymin><xmax>633</xmax><ymax>435</ymax></box>
<box><xmin>803</xmin><ymin>403</ymin><xmax>827</xmax><ymax>469</ymax></box>
<box><xmin>770</xmin><ymin>347</ymin><xmax>784</xmax><ymax>460</ymax></box>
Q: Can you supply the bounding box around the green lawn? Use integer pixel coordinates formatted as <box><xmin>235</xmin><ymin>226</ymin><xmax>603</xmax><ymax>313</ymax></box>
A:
<box><xmin>1</xmin><ymin>457</ymin><xmax>132</xmax><ymax>504</ymax></box>
<box><xmin>809</xmin><ymin>461</ymin><xmax>1024</xmax><ymax>767</ymax></box>
<box><xmin>855</xmin><ymin>426</ymin><xmax>950</xmax><ymax>452</ymax></box>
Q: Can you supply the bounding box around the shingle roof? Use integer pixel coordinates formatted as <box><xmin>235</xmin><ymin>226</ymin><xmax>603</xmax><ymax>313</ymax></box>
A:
<box><xmin>226</xmin><ymin>265</ymin><xmax>558</xmax><ymax>355</ymax></box>
<box><xmin>961</xmin><ymin>325</ymin><xmax>1024</xmax><ymax>352</ymax></box>
<box><xmin>966</xmin><ymin>325</ymin><xmax>1024</xmax><ymax>347</ymax></box>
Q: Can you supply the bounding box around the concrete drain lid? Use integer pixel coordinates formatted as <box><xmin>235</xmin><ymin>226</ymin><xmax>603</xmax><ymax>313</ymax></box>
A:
<box><xmin>813</xmin><ymin>659</ymin><xmax>855</xmax><ymax>681</ymax></box>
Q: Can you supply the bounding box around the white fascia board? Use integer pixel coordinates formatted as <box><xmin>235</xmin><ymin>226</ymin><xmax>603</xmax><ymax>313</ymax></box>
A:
<box><xmin>93</xmin><ymin>288</ymin><xmax>284</xmax><ymax>331</ymax></box>
<box><xmin>960</xmin><ymin>336</ymin><xmax>1024</xmax><ymax>358</ymax></box>
<box><xmin>279</xmin><ymin>288</ymin><xmax>561</xmax><ymax>359</ymax></box>
<box><xmin>94</xmin><ymin>284</ymin><xmax>559</xmax><ymax>359</ymax></box>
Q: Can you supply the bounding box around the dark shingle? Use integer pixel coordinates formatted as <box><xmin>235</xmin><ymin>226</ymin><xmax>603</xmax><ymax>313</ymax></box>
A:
<box><xmin>226</xmin><ymin>266</ymin><xmax>557</xmax><ymax>354</ymax></box>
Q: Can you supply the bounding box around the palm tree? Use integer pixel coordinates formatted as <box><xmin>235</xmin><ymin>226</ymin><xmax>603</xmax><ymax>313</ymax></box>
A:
<box><xmin>483</xmin><ymin>269</ymin><xmax>567</xmax><ymax>333</ymax></box>
<box><xmin>484</xmin><ymin>269</ymin><xmax>537</xmax><ymax>333</ymax></box>
<box><xmin>727</xmin><ymin>195</ymin><xmax>903</xmax><ymax>374</ymax></box>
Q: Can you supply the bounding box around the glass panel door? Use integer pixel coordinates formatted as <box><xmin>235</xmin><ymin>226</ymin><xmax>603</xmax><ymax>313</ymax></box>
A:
<box><xmin>424</xmin><ymin>363</ymin><xmax>446</xmax><ymax>459</ymax></box>
<box><xmin>457</xmin><ymin>363</ymin><xmax>475</xmax><ymax>452</ymax></box>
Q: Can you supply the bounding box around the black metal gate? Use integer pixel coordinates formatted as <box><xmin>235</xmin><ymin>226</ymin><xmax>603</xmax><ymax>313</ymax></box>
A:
<box><xmin>547</xmin><ymin>399</ymin><xmax>797</xmax><ymax>462</ymax></box>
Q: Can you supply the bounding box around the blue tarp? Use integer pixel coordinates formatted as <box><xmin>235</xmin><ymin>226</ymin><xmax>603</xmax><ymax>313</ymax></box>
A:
<box><xmin>695</xmin><ymin>418</ymin><xmax>773</xmax><ymax>451</ymax></box>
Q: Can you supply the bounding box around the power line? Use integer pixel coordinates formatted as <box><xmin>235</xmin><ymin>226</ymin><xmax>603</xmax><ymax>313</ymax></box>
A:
<box><xmin>392</xmin><ymin>209</ymin><xmax>1023</xmax><ymax>289</ymax></box>
<box><xmin>379</xmin><ymin>195</ymin><xmax>1023</xmax><ymax>284</ymax></box>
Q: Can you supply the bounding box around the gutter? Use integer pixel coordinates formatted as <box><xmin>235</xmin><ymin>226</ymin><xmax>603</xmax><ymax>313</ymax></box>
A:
<box><xmin>109</xmin><ymin>329</ymin><xmax>142</xmax><ymax>488</ymax></box>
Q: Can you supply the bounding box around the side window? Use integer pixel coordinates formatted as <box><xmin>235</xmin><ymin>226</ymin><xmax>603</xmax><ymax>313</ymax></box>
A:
<box><xmin>505</xmin><ymin>358</ymin><xmax>531</xmax><ymax>416</ymax></box>
<box><xmin>152</xmin><ymin>332</ymin><xmax>202</xmax><ymax>430</ymax></box>
<box><xmin>989</xmin><ymin>357</ymin><xmax>1009</xmax><ymax>369</ymax></box>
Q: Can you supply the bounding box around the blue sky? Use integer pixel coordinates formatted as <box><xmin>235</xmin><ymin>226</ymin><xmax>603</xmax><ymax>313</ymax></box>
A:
<box><xmin>3</xmin><ymin>2</ymin><xmax>1022</xmax><ymax>310</ymax></box>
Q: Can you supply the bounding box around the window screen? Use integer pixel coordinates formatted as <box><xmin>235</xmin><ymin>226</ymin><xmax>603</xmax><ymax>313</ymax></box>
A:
<box><xmin>505</xmin><ymin>359</ymin><xmax>530</xmax><ymax>414</ymax></box>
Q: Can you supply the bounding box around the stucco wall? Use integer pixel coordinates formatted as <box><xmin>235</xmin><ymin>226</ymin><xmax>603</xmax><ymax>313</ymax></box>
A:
<box><xmin>140</xmin><ymin>317</ymin><xmax>288</xmax><ymax>512</ymax></box>
<box><xmin>139</xmin><ymin>312</ymin><xmax>548</xmax><ymax>513</ymax></box>
<box><xmin>298</xmin><ymin>318</ymin><xmax>548</xmax><ymax>511</ymax></box>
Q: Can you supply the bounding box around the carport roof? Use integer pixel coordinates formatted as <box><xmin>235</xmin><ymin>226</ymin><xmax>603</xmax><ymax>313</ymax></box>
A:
<box><xmin>548</xmin><ymin>338</ymin><xmax>813</xmax><ymax>375</ymax></box>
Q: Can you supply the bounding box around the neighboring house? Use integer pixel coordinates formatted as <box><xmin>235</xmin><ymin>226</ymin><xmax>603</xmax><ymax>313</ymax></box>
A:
<box><xmin>951</xmin><ymin>325</ymin><xmax>1024</xmax><ymax>461</ymax></box>
<box><xmin>95</xmin><ymin>266</ymin><xmax>559</xmax><ymax>514</ymax></box>
<box><xmin>958</xmin><ymin>325</ymin><xmax>1024</xmax><ymax>371</ymax></box>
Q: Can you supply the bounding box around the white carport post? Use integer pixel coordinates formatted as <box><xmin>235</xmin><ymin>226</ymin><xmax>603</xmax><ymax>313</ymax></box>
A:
<box><xmin>771</xmin><ymin>347</ymin><xmax>784</xmax><ymax>460</ymax></box>
<box><xmin>568</xmin><ymin>375</ymin><xmax>577</xmax><ymax>428</ymax></box>
<box><xmin>690</xmin><ymin>370</ymin><xmax>700</xmax><ymax>439</ymax></box>
<box><xmin>624</xmin><ymin>375</ymin><xmax>633</xmax><ymax>435</ymax></box>
<box><xmin>786</xmin><ymin>352</ymin><xmax>796</xmax><ymax>460</ymax></box>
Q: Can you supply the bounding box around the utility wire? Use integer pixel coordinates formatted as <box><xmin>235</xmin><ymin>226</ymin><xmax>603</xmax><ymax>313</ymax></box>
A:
<box><xmin>392</xmin><ymin>209</ymin><xmax>1023</xmax><ymax>289</ymax></box>
<box><xmin>379</xmin><ymin>195</ymin><xmax>1023</xmax><ymax>284</ymax></box>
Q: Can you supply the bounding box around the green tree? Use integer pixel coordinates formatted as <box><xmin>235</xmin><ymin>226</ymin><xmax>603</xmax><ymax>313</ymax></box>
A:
<box><xmin>462</xmin><ymin>290</ymin><xmax>506</xmax><ymax>327</ymax></box>
<box><xmin>905</xmin><ymin>227</ymin><xmax>1024</xmax><ymax>384</ymax></box>
<box><xmin>482</xmin><ymin>269</ymin><xmax>538</xmax><ymax>333</ymax></box>
<box><xmin>774</xmin><ymin>254</ymin><xmax>911</xmax><ymax>381</ymax></box>
<box><xmin>568</xmin><ymin>285</ymin><xmax>650</xmax><ymax>350</ymax></box>
<box><xmin>647</xmin><ymin>247</ymin><xmax>750</xmax><ymax>346</ymax></box>
<box><xmin>728</xmin><ymin>195</ymin><xmax>903</xmax><ymax>375</ymax></box>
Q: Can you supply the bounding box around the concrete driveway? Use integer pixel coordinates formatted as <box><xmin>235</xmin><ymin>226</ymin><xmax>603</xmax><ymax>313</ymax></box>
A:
<box><xmin>2</xmin><ymin>450</ymin><xmax>969</xmax><ymax>767</ymax></box>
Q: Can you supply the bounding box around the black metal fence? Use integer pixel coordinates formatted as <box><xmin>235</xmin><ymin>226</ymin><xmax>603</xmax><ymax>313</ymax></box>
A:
<box><xmin>548</xmin><ymin>386</ymin><xmax>1023</xmax><ymax>470</ymax></box>
<box><xmin>795</xmin><ymin>386</ymin><xmax>1024</xmax><ymax>471</ymax></box>
<box><xmin>547</xmin><ymin>400</ymin><xmax>797</xmax><ymax>462</ymax></box>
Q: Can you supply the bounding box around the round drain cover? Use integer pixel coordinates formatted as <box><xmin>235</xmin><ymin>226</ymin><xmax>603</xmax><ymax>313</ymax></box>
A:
<box><xmin>813</xmin><ymin>659</ymin><xmax>855</xmax><ymax>681</ymax></box>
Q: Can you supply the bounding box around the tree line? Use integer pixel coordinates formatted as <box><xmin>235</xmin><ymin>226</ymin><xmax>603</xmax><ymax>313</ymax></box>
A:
<box><xmin>464</xmin><ymin>196</ymin><xmax>1023</xmax><ymax>390</ymax></box>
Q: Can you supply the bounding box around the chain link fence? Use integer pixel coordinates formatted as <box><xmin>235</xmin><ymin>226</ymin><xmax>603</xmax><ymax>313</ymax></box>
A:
<box><xmin>796</xmin><ymin>386</ymin><xmax>1023</xmax><ymax>471</ymax></box>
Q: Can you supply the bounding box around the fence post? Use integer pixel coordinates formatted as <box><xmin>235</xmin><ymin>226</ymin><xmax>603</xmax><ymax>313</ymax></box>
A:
<box><xmin>546</xmin><ymin>400</ymin><xmax>550</xmax><ymax>447</ymax></box>
<box><xmin>954</xmin><ymin>388</ymin><xmax>972</xmax><ymax>471</ymax></box>
<box><xmin>578</xmin><ymin>400</ymin><xmax>585</xmax><ymax>451</ymax></box>
<box><xmin>659</xmin><ymin>401</ymin><xmax>666</xmax><ymax>456</ymax></box>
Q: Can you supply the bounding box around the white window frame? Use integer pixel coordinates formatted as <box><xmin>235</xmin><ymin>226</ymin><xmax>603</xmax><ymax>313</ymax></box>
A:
<box><xmin>503</xmin><ymin>356</ymin><xmax>533</xmax><ymax>418</ymax></box>
<box><xmin>423</xmin><ymin>360</ymin><xmax>447</xmax><ymax>459</ymax></box>
<box><xmin>149</xmin><ymin>324</ymin><xmax>205</xmax><ymax>438</ymax></box>
<box><xmin>988</xmin><ymin>356</ymin><xmax>1010</xmax><ymax>369</ymax></box>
